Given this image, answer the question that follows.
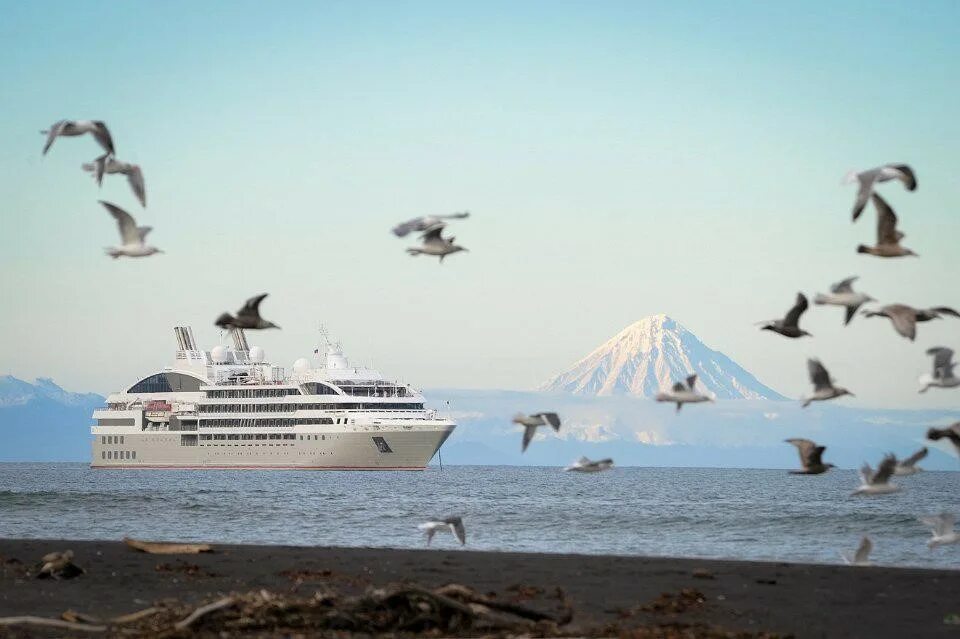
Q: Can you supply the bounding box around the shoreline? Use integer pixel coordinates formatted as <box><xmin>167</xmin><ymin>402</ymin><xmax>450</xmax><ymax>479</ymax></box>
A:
<box><xmin>3</xmin><ymin>538</ymin><xmax>960</xmax><ymax>637</ymax></box>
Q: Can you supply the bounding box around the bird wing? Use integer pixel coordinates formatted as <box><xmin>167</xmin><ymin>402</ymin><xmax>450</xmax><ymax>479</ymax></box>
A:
<box><xmin>100</xmin><ymin>200</ymin><xmax>139</xmax><ymax>244</ymax></box>
<box><xmin>685</xmin><ymin>374</ymin><xmax>698</xmax><ymax>391</ymax></box>
<box><xmin>889</xmin><ymin>164</ymin><xmax>917</xmax><ymax>191</ymax></box>
<box><xmin>886</xmin><ymin>306</ymin><xmax>917</xmax><ymax>341</ymax></box>
<box><xmin>440</xmin><ymin>211</ymin><xmax>470</xmax><ymax>220</ymax></box>
<box><xmin>852</xmin><ymin>172</ymin><xmax>877</xmax><ymax>221</ymax></box>
<box><xmin>844</xmin><ymin>305</ymin><xmax>859</xmax><ymax>326</ymax></box>
<box><xmin>811</xmin><ymin>445</ymin><xmax>827</xmax><ymax>466</ymax></box>
<box><xmin>901</xmin><ymin>447</ymin><xmax>928</xmax><ymax>468</ymax></box>
<box><xmin>930</xmin><ymin>306</ymin><xmax>960</xmax><ymax>319</ymax></box>
<box><xmin>807</xmin><ymin>359</ymin><xmax>832</xmax><ymax>391</ymax></box>
<box><xmin>446</xmin><ymin>517</ymin><xmax>466</xmax><ymax>545</ymax></box>
<box><xmin>127</xmin><ymin>166</ymin><xmax>146</xmax><ymax>207</ymax></box>
<box><xmin>873</xmin><ymin>454</ymin><xmax>897</xmax><ymax>484</ymax></box>
<box><xmin>920</xmin><ymin>513</ymin><xmax>954</xmax><ymax>536</ymax></box>
<box><xmin>854</xmin><ymin>536</ymin><xmax>872</xmax><ymax>563</ymax></box>
<box><xmin>785</xmin><ymin>438</ymin><xmax>816</xmax><ymax>467</ymax></box>
<box><xmin>521</xmin><ymin>424</ymin><xmax>537</xmax><ymax>452</ymax></box>
<box><xmin>783</xmin><ymin>293</ymin><xmax>809</xmax><ymax>328</ymax></box>
<box><xmin>532</xmin><ymin>412</ymin><xmax>561</xmax><ymax>430</ymax></box>
<box><xmin>238</xmin><ymin>294</ymin><xmax>268</xmax><ymax>319</ymax></box>
<box><xmin>671</xmin><ymin>382</ymin><xmax>686</xmax><ymax>393</ymax></box>
<box><xmin>91</xmin><ymin>121</ymin><xmax>115</xmax><ymax>155</ymax></box>
<box><xmin>420</xmin><ymin>223</ymin><xmax>447</xmax><ymax>244</ymax></box>
<box><xmin>392</xmin><ymin>217</ymin><xmax>424</xmax><ymax>237</ymax></box>
<box><xmin>859</xmin><ymin>462</ymin><xmax>873</xmax><ymax>485</ymax></box>
<box><xmin>91</xmin><ymin>153</ymin><xmax>109</xmax><ymax>186</ymax></box>
<box><xmin>41</xmin><ymin>120</ymin><xmax>66</xmax><ymax>154</ymax></box>
<box><xmin>831</xmin><ymin>276</ymin><xmax>858</xmax><ymax>294</ymax></box>
<box><xmin>872</xmin><ymin>193</ymin><xmax>902</xmax><ymax>245</ymax></box>
<box><xmin>137</xmin><ymin>226</ymin><xmax>153</xmax><ymax>242</ymax></box>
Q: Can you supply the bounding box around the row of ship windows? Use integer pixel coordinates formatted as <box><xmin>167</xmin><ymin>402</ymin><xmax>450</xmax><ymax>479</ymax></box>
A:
<box><xmin>102</xmin><ymin>450</ymin><xmax>135</xmax><ymax>460</ymax></box>
<box><xmin>200</xmin><ymin>434</ymin><xmax>300</xmax><ymax>441</ymax></box>
<box><xmin>101</xmin><ymin>436</ymin><xmax>125</xmax><ymax>444</ymax></box>
<box><xmin>199</xmin><ymin>418</ymin><xmax>335</xmax><ymax>427</ymax></box>
<box><xmin>197</xmin><ymin>403</ymin><xmax>424</xmax><ymax>413</ymax></box>
<box><xmin>205</xmin><ymin>388</ymin><xmax>303</xmax><ymax>398</ymax></box>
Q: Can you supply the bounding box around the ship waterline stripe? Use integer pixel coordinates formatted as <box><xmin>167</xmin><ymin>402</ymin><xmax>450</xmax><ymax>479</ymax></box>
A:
<box><xmin>90</xmin><ymin>465</ymin><xmax>427</xmax><ymax>471</ymax></box>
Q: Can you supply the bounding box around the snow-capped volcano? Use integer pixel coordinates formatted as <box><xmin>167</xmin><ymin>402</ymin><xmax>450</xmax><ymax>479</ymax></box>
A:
<box><xmin>539</xmin><ymin>315</ymin><xmax>784</xmax><ymax>400</ymax></box>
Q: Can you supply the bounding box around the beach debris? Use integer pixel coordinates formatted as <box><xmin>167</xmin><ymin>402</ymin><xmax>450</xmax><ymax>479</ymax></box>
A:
<box><xmin>920</xmin><ymin>348</ymin><xmax>960</xmax><ymax>393</ymax></box>
<box><xmin>123</xmin><ymin>537</ymin><xmax>214</xmax><ymax>555</ymax></box>
<box><xmin>0</xmin><ymin>616</ymin><xmax>107</xmax><ymax>633</ymax></box>
<box><xmin>862</xmin><ymin>304</ymin><xmax>959</xmax><ymax>340</ymax></box>
<box><xmin>418</xmin><ymin>516</ymin><xmax>467</xmax><ymax>546</ymax></box>
<box><xmin>801</xmin><ymin>359</ymin><xmax>854</xmax><ymax>408</ymax></box>
<box><xmin>840</xmin><ymin>536</ymin><xmax>873</xmax><ymax>566</ymax></box>
<box><xmin>894</xmin><ymin>447</ymin><xmax>928</xmax><ymax>476</ymax></box>
<box><xmin>919</xmin><ymin>513</ymin><xmax>960</xmax><ymax>549</ymax></box>
<box><xmin>513</xmin><ymin>412</ymin><xmax>562</xmax><ymax>452</ymax></box>
<box><xmin>813</xmin><ymin>276</ymin><xmax>874</xmax><ymax>326</ymax></box>
<box><xmin>784</xmin><ymin>438</ymin><xmax>835</xmax><ymax>475</ymax></box>
<box><xmin>945</xmin><ymin>613</ymin><xmax>960</xmax><ymax>625</ymax></box>
<box><xmin>174</xmin><ymin>596</ymin><xmax>237</xmax><ymax>630</ymax></box>
<box><xmin>852</xmin><ymin>455</ymin><xmax>901</xmax><ymax>496</ymax></box>
<box><xmin>758</xmin><ymin>293</ymin><xmax>812</xmax><ymax>338</ymax></box>
<box><xmin>755</xmin><ymin>578</ymin><xmax>777</xmax><ymax>586</ymax></box>
<box><xmin>406</xmin><ymin>222</ymin><xmax>469</xmax><ymax>262</ymax></box>
<box><xmin>656</xmin><ymin>374</ymin><xmax>713</xmax><ymax>412</ymax></box>
<box><xmin>36</xmin><ymin>550</ymin><xmax>84</xmax><ymax>580</ymax></box>
<box><xmin>214</xmin><ymin>293</ymin><xmax>280</xmax><ymax>331</ymax></box>
<box><xmin>564</xmin><ymin>456</ymin><xmax>615</xmax><ymax>473</ymax></box>
<box><xmin>927</xmin><ymin>422</ymin><xmax>960</xmax><ymax>455</ymax></box>
<box><xmin>155</xmin><ymin>560</ymin><xmax>217</xmax><ymax>578</ymax></box>
<box><xmin>639</xmin><ymin>589</ymin><xmax>707</xmax><ymax>615</ymax></box>
<box><xmin>691</xmin><ymin>568</ymin><xmax>715</xmax><ymax>580</ymax></box>
<box><xmin>844</xmin><ymin>163</ymin><xmax>917</xmax><ymax>221</ymax></box>
<box><xmin>393</xmin><ymin>211</ymin><xmax>470</xmax><ymax>237</ymax></box>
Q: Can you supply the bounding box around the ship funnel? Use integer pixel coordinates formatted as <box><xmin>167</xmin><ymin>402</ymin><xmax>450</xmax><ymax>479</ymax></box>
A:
<box><xmin>232</xmin><ymin>328</ymin><xmax>250</xmax><ymax>353</ymax></box>
<box><xmin>174</xmin><ymin>326</ymin><xmax>200</xmax><ymax>353</ymax></box>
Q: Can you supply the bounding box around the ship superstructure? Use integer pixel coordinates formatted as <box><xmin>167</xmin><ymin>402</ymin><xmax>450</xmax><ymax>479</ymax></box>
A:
<box><xmin>91</xmin><ymin>327</ymin><xmax>455</xmax><ymax>469</ymax></box>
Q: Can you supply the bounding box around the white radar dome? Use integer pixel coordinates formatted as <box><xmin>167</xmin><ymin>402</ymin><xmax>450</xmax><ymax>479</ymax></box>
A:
<box><xmin>249</xmin><ymin>346</ymin><xmax>265</xmax><ymax>363</ymax></box>
<box><xmin>211</xmin><ymin>345</ymin><xmax>230</xmax><ymax>364</ymax></box>
<box><xmin>292</xmin><ymin>358</ymin><xmax>311</xmax><ymax>374</ymax></box>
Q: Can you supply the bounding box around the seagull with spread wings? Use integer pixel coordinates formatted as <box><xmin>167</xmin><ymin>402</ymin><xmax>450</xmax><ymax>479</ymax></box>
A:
<box><xmin>100</xmin><ymin>201</ymin><xmax>161</xmax><ymax>259</ymax></box>
<box><xmin>215</xmin><ymin>294</ymin><xmax>280</xmax><ymax>330</ymax></box>
<box><xmin>862</xmin><ymin>304</ymin><xmax>960</xmax><ymax>341</ymax></box>
<box><xmin>759</xmin><ymin>293</ymin><xmax>812</xmax><ymax>338</ymax></box>
<box><xmin>655</xmin><ymin>374</ymin><xmax>713</xmax><ymax>412</ymax></box>
<box><xmin>919</xmin><ymin>348</ymin><xmax>960</xmax><ymax>393</ymax></box>
<box><xmin>856</xmin><ymin>194</ymin><xmax>917</xmax><ymax>258</ymax></box>
<box><xmin>894</xmin><ymin>447</ymin><xmax>928</xmax><ymax>476</ymax></box>
<box><xmin>926</xmin><ymin>422</ymin><xmax>960</xmax><ymax>456</ymax></box>
<box><xmin>784</xmin><ymin>438</ymin><xmax>834</xmax><ymax>474</ymax></box>
<box><xmin>844</xmin><ymin>163</ymin><xmax>916</xmax><ymax>221</ymax></box>
<box><xmin>564</xmin><ymin>456</ymin><xmax>614</xmax><ymax>473</ymax></box>
<box><xmin>852</xmin><ymin>454</ymin><xmax>900</xmax><ymax>496</ymax></box>
<box><xmin>513</xmin><ymin>412</ymin><xmax>561</xmax><ymax>452</ymax></box>
<box><xmin>418</xmin><ymin>516</ymin><xmax>466</xmax><ymax>546</ymax></box>
<box><xmin>802</xmin><ymin>359</ymin><xmax>853</xmax><ymax>408</ymax></box>
<box><xmin>393</xmin><ymin>212</ymin><xmax>469</xmax><ymax>237</ymax></box>
<box><xmin>82</xmin><ymin>154</ymin><xmax>146</xmax><ymax>207</ymax></box>
<box><xmin>919</xmin><ymin>513</ymin><xmax>960</xmax><ymax>550</ymax></box>
<box><xmin>814</xmin><ymin>277</ymin><xmax>874</xmax><ymax>326</ymax></box>
<box><xmin>41</xmin><ymin>119</ymin><xmax>115</xmax><ymax>156</ymax></box>
<box><xmin>406</xmin><ymin>223</ymin><xmax>468</xmax><ymax>262</ymax></box>
<box><xmin>840</xmin><ymin>536</ymin><xmax>873</xmax><ymax>566</ymax></box>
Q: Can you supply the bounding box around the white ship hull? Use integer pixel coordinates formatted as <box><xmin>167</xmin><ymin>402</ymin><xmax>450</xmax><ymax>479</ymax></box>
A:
<box><xmin>92</xmin><ymin>423</ymin><xmax>454</xmax><ymax>470</ymax></box>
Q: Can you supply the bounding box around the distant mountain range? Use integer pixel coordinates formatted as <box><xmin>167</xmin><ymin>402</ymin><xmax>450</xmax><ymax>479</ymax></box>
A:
<box><xmin>0</xmin><ymin>375</ymin><xmax>103</xmax><ymax>461</ymax></box>
<box><xmin>540</xmin><ymin>314</ymin><xmax>784</xmax><ymax>399</ymax></box>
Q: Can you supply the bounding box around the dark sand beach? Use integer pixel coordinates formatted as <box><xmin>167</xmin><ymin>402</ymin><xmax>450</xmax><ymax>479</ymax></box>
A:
<box><xmin>2</xmin><ymin>538</ymin><xmax>959</xmax><ymax>637</ymax></box>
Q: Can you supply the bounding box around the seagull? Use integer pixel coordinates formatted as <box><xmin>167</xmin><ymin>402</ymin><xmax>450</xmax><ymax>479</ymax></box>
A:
<box><xmin>564</xmin><ymin>456</ymin><xmax>615</xmax><ymax>473</ymax></box>
<box><xmin>784</xmin><ymin>438</ymin><xmax>835</xmax><ymax>474</ymax></box>
<box><xmin>919</xmin><ymin>513</ymin><xmax>960</xmax><ymax>550</ymax></box>
<box><xmin>894</xmin><ymin>447</ymin><xmax>928</xmax><ymax>476</ymax></box>
<box><xmin>813</xmin><ymin>277</ymin><xmax>874</xmax><ymax>326</ymax></box>
<box><xmin>100</xmin><ymin>201</ymin><xmax>162</xmax><ymax>258</ymax></box>
<box><xmin>82</xmin><ymin>154</ymin><xmax>146</xmax><ymax>207</ymax></box>
<box><xmin>926</xmin><ymin>422</ymin><xmax>960</xmax><ymax>455</ymax></box>
<box><xmin>759</xmin><ymin>293</ymin><xmax>812</xmax><ymax>338</ymax></box>
<box><xmin>393</xmin><ymin>212</ymin><xmax>469</xmax><ymax>237</ymax></box>
<box><xmin>41</xmin><ymin>120</ymin><xmax>114</xmax><ymax>156</ymax></box>
<box><xmin>840</xmin><ymin>536</ymin><xmax>873</xmax><ymax>566</ymax></box>
<box><xmin>36</xmin><ymin>550</ymin><xmax>84</xmax><ymax>580</ymax></box>
<box><xmin>856</xmin><ymin>194</ymin><xmax>917</xmax><ymax>258</ymax></box>
<box><xmin>417</xmin><ymin>516</ymin><xmax>466</xmax><ymax>546</ymax></box>
<box><xmin>844</xmin><ymin>164</ymin><xmax>917</xmax><ymax>221</ymax></box>
<box><xmin>919</xmin><ymin>348</ymin><xmax>960</xmax><ymax>393</ymax></box>
<box><xmin>214</xmin><ymin>294</ymin><xmax>280</xmax><ymax>330</ymax></box>
<box><xmin>852</xmin><ymin>454</ymin><xmax>900</xmax><ymax>496</ymax></box>
<box><xmin>512</xmin><ymin>412</ymin><xmax>561</xmax><ymax>453</ymax></box>
<box><xmin>655</xmin><ymin>374</ymin><xmax>713</xmax><ymax>412</ymax></box>
<box><xmin>861</xmin><ymin>304</ymin><xmax>960</xmax><ymax>341</ymax></box>
<box><xmin>406</xmin><ymin>223</ymin><xmax>468</xmax><ymax>262</ymax></box>
<box><xmin>802</xmin><ymin>359</ymin><xmax>854</xmax><ymax>408</ymax></box>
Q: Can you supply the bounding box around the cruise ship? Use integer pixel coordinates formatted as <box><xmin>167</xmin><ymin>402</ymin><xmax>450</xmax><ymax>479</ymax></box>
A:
<box><xmin>91</xmin><ymin>326</ymin><xmax>455</xmax><ymax>470</ymax></box>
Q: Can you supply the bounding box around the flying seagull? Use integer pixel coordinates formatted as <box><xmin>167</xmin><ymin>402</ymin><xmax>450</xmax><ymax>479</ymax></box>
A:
<box><xmin>564</xmin><ymin>456</ymin><xmax>614</xmax><ymax>473</ymax></box>
<box><xmin>852</xmin><ymin>454</ymin><xmax>900</xmax><ymax>496</ymax></box>
<box><xmin>512</xmin><ymin>412</ymin><xmax>561</xmax><ymax>453</ymax></box>
<box><xmin>802</xmin><ymin>359</ymin><xmax>853</xmax><ymax>408</ymax></box>
<box><xmin>861</xmin><ymin>304</ymin><xmax>960</xmax><ymax>341</ymax></box>
<box><xmin>214</xmin><ymin>294</ymin><xmax>280</xmax><ymax>330</ymax></box>
<box><xmin>393</xmin><ymin>212</ymin><xmax>469</xmax><ymax>237</ymax></box>
<box><xmin>41</xmin><ymin>120</ymin><xmax>114</xmax><ymax>156</ymax></box>
<box><xmin>82</xmin><ymin>154</ymin><xmax>146</xmax><ymax>207</ymax></box>
<box><xmin>814</xmin><ymin>277</ymin><xmax>874</xmax><ymax>326</ymax></box>
<box><xmin>894</xmin><ymin>447</ymin><xmax>928</xmax><ymax>476</ymax></box>
<box><xmin>100</xmin><ymin>201</ymin><xmax>162</xmax><ymax>258</ymax></box>
<box><xmin>784</xmin><ymin>438</ymin><xmax>834</xmax><ymax>474</ymax></box>
<box><xmin>759</xmin><ymin>293</ymin><xmax>812</xmax><ymax>338</ymax></box>
<box><xmin>406</xmin><ymin>223</ymin><xmax>468</xmax><ymax>262</ymax></box>
<box><xmin>844</xmin><ymin>164</ymin><xmax>917</xmax><ymax>221</ymax></box>
<box><xmin>417</xmin><ymin>516</ymin><xmax>466</xmax><ymax>546</ymax></box>
<box><xmin>926</xmin><ymin>422</ymin><xmax>960</xmax><ymax>455</ymax></box>
<box><xmin>857</xmin><ymin>194</ymin><xmax>917</xmax><ymax>258</ymax></box>
<box><xmin>656</xmin><ymin>374</ymin><xmax>713</xmax><ymax>412</ymax></box>
<box><xmin>840</xmin><ymin>536</ymin><xmax>873</xmax><ymax>566</ymax></box>
<box><xmin>919</xmin><ymin>348</ymin><xmax>960</xmax><ymax>393</ymax></box>
<box><xmin>919</xmin><ymin>513</ymin><xmax>960</xmax><ymax>550</ymax></box>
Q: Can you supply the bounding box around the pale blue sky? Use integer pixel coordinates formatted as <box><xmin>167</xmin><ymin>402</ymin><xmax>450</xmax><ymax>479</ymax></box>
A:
<box><xmin>1</xmin><ymin>1</ymin><xmax>959</xmax><ymax>408</ymax></box>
